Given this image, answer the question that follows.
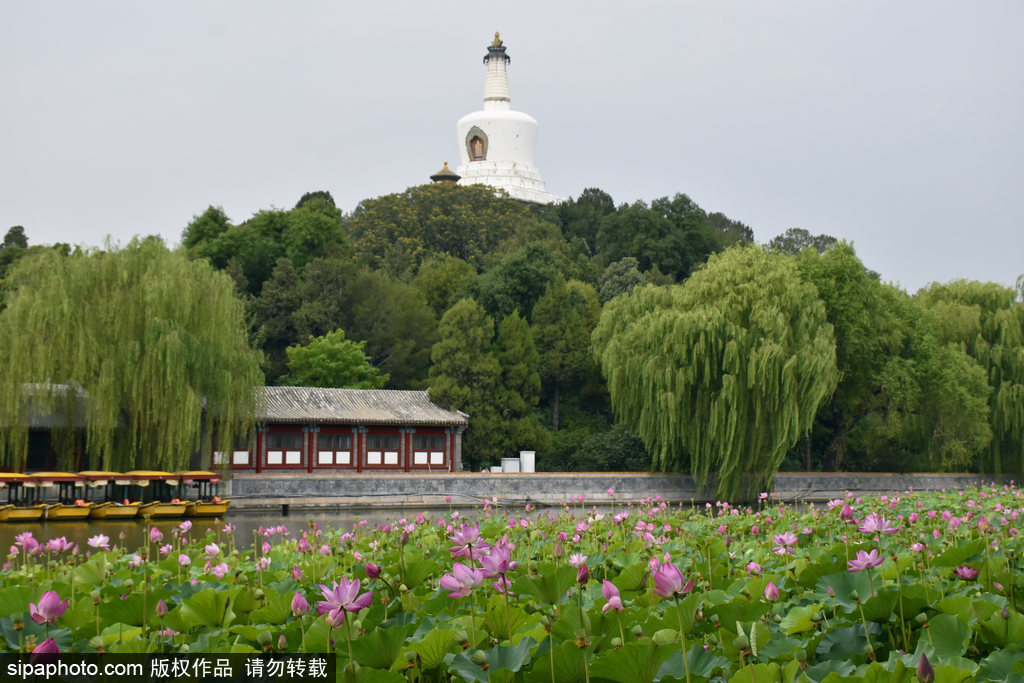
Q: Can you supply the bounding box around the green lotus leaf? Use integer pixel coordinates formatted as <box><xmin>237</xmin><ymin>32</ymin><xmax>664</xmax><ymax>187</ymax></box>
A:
<box><xmin>589</xmin><ymin>639</ymin><xmax>675</xmax><ymax>683</ymax></box>
<box><xmin>179</xmin><ymin>587</ymin><xmax>236</xmax><ymax>629</ymax></box>
<box><xmin>726</xmin><ymin>662</ymin><xmax>781</xmax><ymax>683</ymax></box>
<box><xmin>409</xmin><ymin>627</ymin><xmax>457</xmax><ymax>670</ymax></box>
<box><xmin>350</xmin><ymin>623</ymin><xmax>415</xmax><ymax>670</ymax></box>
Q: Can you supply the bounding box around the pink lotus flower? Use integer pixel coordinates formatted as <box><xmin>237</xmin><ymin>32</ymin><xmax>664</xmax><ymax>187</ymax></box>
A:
<box><xmin>291</xmin><ymin>592</ymin><xmax>310</xmax><ymax>616</ymax></box>
<box><xmin>15</xmin><ymin>531</ymin><xmax>38</xmax><ymax>552</ymax></box>
<box><xmin>128</xmin><ymin>554</ymin><xmax>142</xmax><ymax>568</ymax></box>
<box><xmin>149</xmin><ymin>527</ymin><xmax>163</xmax><ymax>543</ymax></box>
<box><xmin>160</xmin><ymin>543</ymin><xmax>173</xmax><ymax>557</ymax></box>
<box><xmin>292</xmin><ymin>565</ymin><xmax>303</xmax><ymax>581</ymax></box>
<box><xmin>178</xmin><ymin>553</ymin><xmax>191</xmax><ymax>567</ymax></box>
<box><xmin>46</xmin><ymin>536</ymin><xmax>73</xmax><ymax>554</ymax></box>
<box><xmin>30</xmin><ymin>591</ymin><xmax>68</xmax><ymax>625</ymax></box>
<box><xmin>316</xmin><ymin>578</ymin><xmax>373</xmax><ymax>626</ymax></box>
<box><xmin>31</xmin><ymin>637</ymin><xmax>60</xmax><ymax>655</ymax></box>
<box><xmin>479</xmin><ymin>542</ymin><xmax>519</xmax><ymax>578</ymax></box>
<box><xmin>87</xmin><ymin>534</ymin><xmax>110</xmax><ymax>551</ymax></box>
<box><xmin>449</xmin><ymin>523</ymin><xmax>490</xmax><ymax>560</ymax></box>
<box><xmin>365</xmin><ymin>562</ymin><xmax>381</xmax><ymax>579</ymax></box>
<box><xmin>204</xmin><ymin>543</ymin><xmax>220</xmax><ymax>560</ymax></box>
<box><xmin>652</xmin><ymin>563</ymin><xmax>694</xmax><ymax>599</ymax></box>
<box><xmin>746</xmin><ymin>561</ymin><xmax>762</xmax><ymax>575</ymax></box>
<box><xmin>177</xmin><ymin>520</ymin><xmax>192</xmax><ymax>533</ymax></box>
<box><xmin>953</xmin><ymin>565</ymin><xmax>979</xmax><ymax>580</ymax></box>
<box><xmin>439</xmin><ymin>562</ymin><xmax>484</xmax><ymax>598</ymax></box>
<box><xmin>576</xmin><ymin>563</ymin><xmax>590</xmax><ymax>585</ymax></box>
<box><xmin>847</xmin><ymin>548</ymin><xmax>884</xmax><ymax>573</ymax></box>
<box><xmin>858</xmin><ymin>513</ymin><xmax>899</xmax><ymax>535</ymax></box>
<box><xmin>839</xmin><ymin>503</ymin><xmax>854</xmax><ymax>521</ymax></box>
<box><xmin>568</xmin><ymin>553</ymin><xmax>588</xmax><ymax>567</ymax></box>
<box><xmin>602</xmin><ymin>580</ymin><xmax>624</xmax><ymax>613</ymax></box>
<box><xmin>155</xmin><ymin>599</ymin><xmax>168</xmax><ymax>617</ymax></box>
<box><xmin>209</xmin><ymin>562</ymin><xmax>230</xmax><ymax>578</ymax></box>
<box><xmin>764</xmin><ymin>581</ymin><xmax>780</xmax><ymax>601</ymax></box>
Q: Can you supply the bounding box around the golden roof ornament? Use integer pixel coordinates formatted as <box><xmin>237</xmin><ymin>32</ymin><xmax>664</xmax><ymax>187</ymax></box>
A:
<box><xmin>492</xmin><ymin>32</ymin><xmax>502</xmax><ymax>47</ymax></box>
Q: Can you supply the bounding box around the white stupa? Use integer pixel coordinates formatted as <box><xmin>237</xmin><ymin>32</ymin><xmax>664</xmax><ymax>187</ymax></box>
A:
<box><xmin>456</xmin><ymin>33</ymin><xmax>562</xmax><ymax>205</ymax></box>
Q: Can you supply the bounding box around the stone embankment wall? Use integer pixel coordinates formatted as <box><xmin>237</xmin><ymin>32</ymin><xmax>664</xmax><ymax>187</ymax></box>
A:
<box><xmin>227</xmin><ymin>471</ymin><xmax>1013</xmax><ymax>510</ymax></box>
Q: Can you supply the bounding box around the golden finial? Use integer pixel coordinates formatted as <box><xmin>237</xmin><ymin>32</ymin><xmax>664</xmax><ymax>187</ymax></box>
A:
<box><xmin>492</xmin><ymin>32</ymin><xmax>503</xmax><ymax>47</ymax></box>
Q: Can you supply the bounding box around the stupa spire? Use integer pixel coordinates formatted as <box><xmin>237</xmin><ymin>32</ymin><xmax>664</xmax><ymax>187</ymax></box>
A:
<box><xmin>483</xmin><ymin>32</ymin><xmax>511</xmax><ymax>110</ymax></box>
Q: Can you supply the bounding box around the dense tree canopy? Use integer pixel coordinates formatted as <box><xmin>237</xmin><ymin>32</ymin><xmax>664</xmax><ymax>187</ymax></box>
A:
<box><xmin>594</xmin><ymin>246</ymin><xmax>839</xmax><ymax>500</ymax></box>
<box><xmin>347</xmin><ymin>183</ymin><xmax>538</xmax><ymax>275</ymax></box>
<box><xmin>282</xmin><ymin>329</ymin><xmax>388</xmax><ymax>389</ymax></box>
<box><xmin>0</xmin><ymin>239</ymin><xmax>262</xmax><ymax>471</ymax></box>
<box><xmin>917</xmin><ymin>280</ymin><xmax>1024</xmax><ymax>476</ymax></box>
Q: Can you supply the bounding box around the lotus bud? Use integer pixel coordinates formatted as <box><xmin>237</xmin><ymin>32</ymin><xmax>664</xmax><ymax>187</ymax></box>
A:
<box><xmin>278</xmin><ymin>634</ymin><xmax>287</xmax><ymax>650</ymax></box>
<box><xmin>917</xmin><ymin>651</ymin><xmax>933</xmax><ymax>683</ymax></box>
<box><xmin>576</xmin><ymin>564</ymin><xmax>590</xmax><ymax>586</ymax></box>
<box><xmin>155</xmin><ymin>599</ymin><xmax>168</xmax><ymax>617</ymax></box>
<box><xmin>764</xmin><ymin>581</ymin><xmax>780</xmax><ymax>602</ymax></box>
<box><xmin>365</xmin><ymin>562</ymin><xmax>382</xmax><ymax>579</ymax></box>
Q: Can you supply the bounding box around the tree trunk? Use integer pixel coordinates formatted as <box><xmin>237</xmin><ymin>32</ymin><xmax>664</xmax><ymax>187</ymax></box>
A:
<box><xmin>552</xmin><ymin>383</ymin><xmax>560</xmax><ymax>431</ymax></box>
<box><xmin>824</xmin><ymin>394</ymin><xmax>847</xmax><ymax>471</ymax></box>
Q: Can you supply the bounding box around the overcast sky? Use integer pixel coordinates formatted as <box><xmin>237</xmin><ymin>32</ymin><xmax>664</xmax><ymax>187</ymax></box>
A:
<box><xmin>3</xmin><ymin>1</ymin><xmax>1021</xmax><ymax>294</ymax></box>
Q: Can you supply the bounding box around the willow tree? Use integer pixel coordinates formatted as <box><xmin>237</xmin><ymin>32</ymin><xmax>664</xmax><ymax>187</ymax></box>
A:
<box><xmin>916</xmin><ymin>279</ymin><xmax>1024</xmax><ymax>476</ymax></box>
<box><xmin>0</xmin><ymin>238</ymin><xmax>262</xmax><ymax>471</ymax></box>
<box><xmin>593</xmin><ymin>245</ymin><xmax>838</xmax><ymax>501</ymax></box>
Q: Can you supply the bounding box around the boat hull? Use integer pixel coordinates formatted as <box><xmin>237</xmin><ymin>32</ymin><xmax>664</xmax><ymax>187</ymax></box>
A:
<box><xmin>139</xmin><ymin>501</ymin><xmax>188</xmax><ymax>518</ymax></box>
<box><xmin>185</xmin><ymin>500</ymin><xmax>231</xmax><ymax>517</ymax></box>
<box><xmin>89</xmin><ymin>502</ymin><xmax>140</xmax><ymax>519</ymax></box>
<box><xmin>1</xmin><ymin>505</ymin><xmax>47</xmax><ymax>522</ymax></box>
<box><xmin>46</xmin><ymin>503</ymin><xmax>94</xmax><ymax>520</ymax></box>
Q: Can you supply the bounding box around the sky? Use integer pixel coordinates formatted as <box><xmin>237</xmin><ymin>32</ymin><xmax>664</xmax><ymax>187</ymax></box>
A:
<box><xmin>3</xmin><ymin>1</ymin><xmax>1022</xmax><ymax>295</ymax></box>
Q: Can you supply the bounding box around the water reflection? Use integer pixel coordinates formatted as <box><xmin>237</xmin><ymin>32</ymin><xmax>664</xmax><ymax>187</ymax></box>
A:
<box><xmin>0</xmin><ymin>508</ymin><xmax>459</xmax><ymax>552</ymax></box>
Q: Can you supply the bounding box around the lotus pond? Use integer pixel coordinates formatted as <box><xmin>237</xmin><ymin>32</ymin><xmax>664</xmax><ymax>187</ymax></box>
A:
<box><xmin>3</xmin><ymin>485</ymin><xmax>1024</xmax><ymax>682</ymax></box>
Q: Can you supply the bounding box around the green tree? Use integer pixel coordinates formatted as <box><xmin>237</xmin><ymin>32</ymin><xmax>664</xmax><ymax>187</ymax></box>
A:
<box><xmin>707</xmin><ymin>212</ymin><xmax>754</xmax><ymax>247</ymax></box>
<box><xmin>791</xmin><ymin>245</ymin><xmax>991</xmax><ymax>473</ymax></box>
<box><xmin>598</xmin><ymin>257</ymin><xmax>646</xmax><ymax>303</ymax></box>
<box><xmin>346</xmin><ymin>182</ymin><xmax>541</xmax><ymax>275</ymax></box>
<box><xmin>595</xmin><ymin>194</ymin><xmax>722</xmax><ymax>281</ymax></box>
<box><xmin>411</xmin><ymin>254</ymin><xmax>478</xmax><ymax>319</ymax></box>
<box><xmin>491</xmin><ymin>310</ymin><xmax>545</xmax><ymax>454</ymax></box>
<box><xmin>593</xmin><ymin>245</ymin><xmax>839</xmax><ymax>501</ymax></box>
<box><xmin>251</xmin><ymin>258</ymin><xmax>301</xmax><ymax>384</ymax></box>
<box><xmin>0</xmin><ymin>239</ymin><xmax>261</xmax><ymax>471</ymax></box>
<box><xmin>532</xmin><ymin>276</ymin><xmax>602</xmax><ymax>430</ymax></box>
<box><xmin>282</xmin><ymin>329</ymin><xmax>388</xmax><ymax>389</ymax></box>
<box><xmin>428</xmin><ymin>299</ymin><xmax>502</xmax><ymax>470</ymax></box>
<box><xmin>916</xmin><ymin>280</ymin><xmax>1024</xmax><ymax>475</ymax></box>
<box><xmin>556</xmin><ymin>187</ymin><xmax>616</xmax><ymax>255</ymax></box>
<box><xmin>767</xmin><ymin>227</ymin><xmax>837</xmax><ymax>255</ymax></box>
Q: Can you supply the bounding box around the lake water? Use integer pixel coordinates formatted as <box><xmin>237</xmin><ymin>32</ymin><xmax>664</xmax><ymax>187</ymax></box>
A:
<box><xmin>0</xmin><ymin>507</ymin><xmax>455</xmax><ymax>554</ymax></box>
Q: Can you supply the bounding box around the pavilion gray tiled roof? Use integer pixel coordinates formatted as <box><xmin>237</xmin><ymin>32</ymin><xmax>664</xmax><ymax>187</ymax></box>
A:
<box><xmin>260</xmin><ymin>387</ymin><xmax>468</xmax><ymax>427</ymax></box>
